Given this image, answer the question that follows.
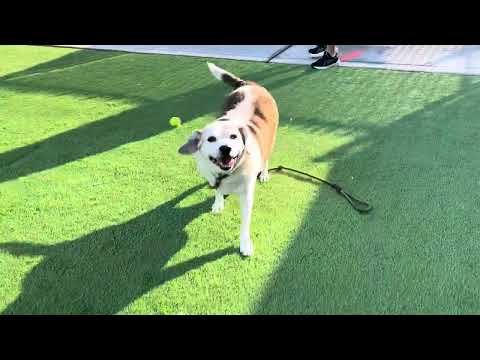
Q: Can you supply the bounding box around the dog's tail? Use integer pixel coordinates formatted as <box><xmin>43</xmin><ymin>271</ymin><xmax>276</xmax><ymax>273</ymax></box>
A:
<box><xmin>207</xmin><ymin>62</ymin><xmax>247</xmax><ymax>89</ymax></box>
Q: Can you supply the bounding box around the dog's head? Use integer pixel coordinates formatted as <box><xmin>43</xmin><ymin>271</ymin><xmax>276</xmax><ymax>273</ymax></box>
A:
<box><xmin>179</xmin><ymin>120</ymin><xmax>247</xmax><ymax>172</ymax></box>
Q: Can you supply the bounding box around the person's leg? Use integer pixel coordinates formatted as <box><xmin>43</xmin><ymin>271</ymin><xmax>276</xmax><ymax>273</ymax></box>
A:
<box><xmin>308</xmin><ymin>45</ymin><xmax>326</xmax><ymax>57</ymax></box>
<box><xmin>326</xmin><ymin>45</ymin><xmax>337</xmax><ymax>56</ymax></box>
<box><xmin>311</xmin><ymin>45</ymin><xmax>339</xmax><ymax>69</ymax></box>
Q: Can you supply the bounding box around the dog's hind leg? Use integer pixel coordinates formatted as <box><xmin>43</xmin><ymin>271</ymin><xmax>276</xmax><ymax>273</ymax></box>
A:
<box><xmin>258</xmin><ymin>160</ymin><xmax>269</xmax><ymax>183</ymax></box>
<box><xmin>212</xmin><ymin>190</ymin><xmax>225</xmax><ymax>214</ymax></box>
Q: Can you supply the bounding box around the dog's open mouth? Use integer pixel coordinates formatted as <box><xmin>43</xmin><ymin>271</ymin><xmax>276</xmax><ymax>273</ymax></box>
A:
<box><xmin>209</xmin><ymin>155</ymin><xmax>238</xmax><ymax>171</ymax></box>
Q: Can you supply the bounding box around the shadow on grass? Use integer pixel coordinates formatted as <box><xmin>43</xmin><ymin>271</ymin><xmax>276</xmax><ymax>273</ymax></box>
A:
<box><xmin>0</xmin><ymin>184</ymin><xmax>237</xmax><ymax>314</ymax></box>
<box><xmin>256</xmin><ymin>76</ymin><xmax>480</xmax><ymax>314</ymax></box>
<box><xmin>0</xmin><ymin>49</ymin><xmax>126</xmax><ymax>81</ymax></box>
<box><xmin>0</xmin><ymin>49</ymin><xmax>313</xmax><ymax>184</ymax></box>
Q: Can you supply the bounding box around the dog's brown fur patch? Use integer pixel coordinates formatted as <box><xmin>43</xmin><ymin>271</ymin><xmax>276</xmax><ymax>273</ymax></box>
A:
<box><xmin>247</xmin><ymin>86</ymin><xmax>279</xmax><ymax>162</ymax></box>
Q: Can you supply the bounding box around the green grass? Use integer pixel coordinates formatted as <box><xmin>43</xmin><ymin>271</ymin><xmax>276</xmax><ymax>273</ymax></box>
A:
<box><xmin>1</xmin><ymin>45</ymin><xmax>480</xmax><ymax>314</ymax></box>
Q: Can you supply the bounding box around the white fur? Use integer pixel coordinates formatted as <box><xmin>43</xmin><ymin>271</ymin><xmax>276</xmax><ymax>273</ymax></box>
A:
<box><xmin>226</xmin><ymin>89</ymin><xmax>255</xmax><ymax>124</ymax></box>
<box><xmin>194</xmin><ymin>151</ymin><xmax>219</xmax><ymax>187</ymax></box>
<box><xmin>207</xmin><ymin>62</ymin><xmax>237</xmax><ymax>82</ymax></box>
<box><xmin>212</xmin><ymin>191</ymin><xmax>225</xmax><ymax>214</ymax></box>
<box><xmin>207</xmin><ymin>62</ymin><xmax>256</xmax><ymax>125</ymax></box>
<box><xmin>199</xmin><ymin>122</ymin><xmax>244</xmax><ymax>161</ymax></box>
<box><xmin>239</xmin><ymin>178</ymin><xmax>256</xmax><ymax>256</ymax></box>
<box><xmin>259</xmin><ymin>160</ymin><xmax>269</xmax><ymax>183</ymax></box>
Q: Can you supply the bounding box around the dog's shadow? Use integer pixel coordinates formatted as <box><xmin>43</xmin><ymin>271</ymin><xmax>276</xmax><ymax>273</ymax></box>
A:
<box><xmin>0</xmin><ymin>184</ymin><xmax>236</xmax><ymax>314</ymax></box>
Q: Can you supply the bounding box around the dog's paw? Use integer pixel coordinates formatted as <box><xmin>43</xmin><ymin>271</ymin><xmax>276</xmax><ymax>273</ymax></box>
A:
<box><xmin>258</xmin><ymin>170</ymin><xmax>269</xmax><ymax>183</ymax></box>
<box><xmin>240</xmin><ymin>240</ymin><xmax>254</xmax><ymax>257</ymax></box>
<box><xmin>211</xmin><ymin>199</ymin><xmax>224</xmax><ymax>214</ymax></box>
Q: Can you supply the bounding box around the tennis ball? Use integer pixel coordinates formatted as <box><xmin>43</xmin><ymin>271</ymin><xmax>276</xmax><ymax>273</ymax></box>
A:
<box><xmin>169</xmin><ymin>116</ymin><xmax>182</xmax><ymax>127</ymax></box>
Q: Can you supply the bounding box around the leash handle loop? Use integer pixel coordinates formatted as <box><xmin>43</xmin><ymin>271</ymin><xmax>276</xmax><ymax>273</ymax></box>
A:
<box><xmin>338</xmin><ymin>189</ymin><xmax>372</xmax><ymax>213</ymax></box>
<box><xmin>269</xmin><ymin>166</ymin><xmax>372</xmax><ymax>214</ymax></box>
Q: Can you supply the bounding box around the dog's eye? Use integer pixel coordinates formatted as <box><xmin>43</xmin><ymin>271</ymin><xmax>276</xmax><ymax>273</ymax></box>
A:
<box><xmin>207</xmin><ymin>136</ymin><xmax>217</xmax><ymax>142</ymax></box>
<box><xmin>230</xmin><ymin>134</ymin><xmax>237</xmax><ymax>139</ymax></box>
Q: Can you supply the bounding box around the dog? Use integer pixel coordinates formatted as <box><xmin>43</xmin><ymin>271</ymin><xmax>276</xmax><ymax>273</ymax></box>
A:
<box><xmin>178</xmin><ymin>63</ymin><xmax>279</xmax><ymax>256</ymax></box>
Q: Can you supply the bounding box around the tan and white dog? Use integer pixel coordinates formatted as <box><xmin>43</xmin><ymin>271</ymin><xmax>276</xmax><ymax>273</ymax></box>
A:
<box><xmin>179</xmin><ymin>63</ymin><xmax>279</xmax><ymax>256</ymax></box>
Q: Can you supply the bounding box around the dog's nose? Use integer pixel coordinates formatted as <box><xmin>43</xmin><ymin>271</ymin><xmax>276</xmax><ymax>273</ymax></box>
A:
<box><xmin>219</xmin><ymin>145</ymin><xmax>231</xmax><ymax>155</ymax></box>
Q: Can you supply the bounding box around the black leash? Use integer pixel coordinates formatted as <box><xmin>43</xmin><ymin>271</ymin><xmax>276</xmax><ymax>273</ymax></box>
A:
<box><xmin>266</xmin><ymin>45</ymin><xmax>293</xmax><ymax>63</ymax></box>
<box><xmin>268</xmin><ymin>165</ymin><xmax>372</xmax><ymax>214</ymax></box>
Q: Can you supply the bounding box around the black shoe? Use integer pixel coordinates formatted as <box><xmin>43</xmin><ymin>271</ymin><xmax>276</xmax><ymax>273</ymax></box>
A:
<box><xmin>311</xmin><ymin>51</ymin><xmax>339</xmax><ymax>69</ymax></box>
<box><xmin>308</xmin><ymin>45</ymin><xmax>327</xmax><ymax>57</ymax></box>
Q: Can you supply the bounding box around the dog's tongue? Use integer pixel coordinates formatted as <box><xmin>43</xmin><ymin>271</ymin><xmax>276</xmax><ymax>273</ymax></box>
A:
<box><xmin>221</xmin><ymin>157</ymin><xmax>235</xmax><ymax>167</ymax></box>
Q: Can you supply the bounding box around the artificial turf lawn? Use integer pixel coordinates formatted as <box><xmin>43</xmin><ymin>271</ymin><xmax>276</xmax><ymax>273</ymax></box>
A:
<box><xmin>1</xmin><ymin>45</ymin><xmax>480</xmax><ymax>314</ymax></box>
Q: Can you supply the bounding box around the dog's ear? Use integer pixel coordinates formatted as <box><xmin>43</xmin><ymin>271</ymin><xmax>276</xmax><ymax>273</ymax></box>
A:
<box><xmin>179</xmin><ymin>131</ymin><xmax>202</xmax><ymax>155</ymax></box>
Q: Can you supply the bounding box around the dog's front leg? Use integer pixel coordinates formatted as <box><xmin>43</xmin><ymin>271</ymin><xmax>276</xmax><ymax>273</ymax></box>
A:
<box><xmin>239</xmin><ymin>179</ymin><xmax>255</xmax><ymax>256</ymax></box>
<box><xmin>212</xmin><ymin>189</ymin><xmax>225</xmax><ymax>214</ymax></box>
<box><xmin>258</xmin><ymin>160</ymin><xmax>269</xmax><ymax>183</ymax></box>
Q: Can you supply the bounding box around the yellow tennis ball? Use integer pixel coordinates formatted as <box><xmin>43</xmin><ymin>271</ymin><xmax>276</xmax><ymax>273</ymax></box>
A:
<box><xmin>169</xmin><ymin>116</ymin><xmax>182</xmax><ymax>127</ymax></box>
